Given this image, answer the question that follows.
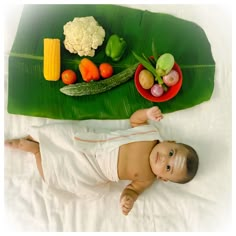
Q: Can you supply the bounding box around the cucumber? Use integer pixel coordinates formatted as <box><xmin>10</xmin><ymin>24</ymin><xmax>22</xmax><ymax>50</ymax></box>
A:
<box><xmin>60</xmin><ymin>63</ymin><xmax>138</xmax><ymax>96</ymax></box>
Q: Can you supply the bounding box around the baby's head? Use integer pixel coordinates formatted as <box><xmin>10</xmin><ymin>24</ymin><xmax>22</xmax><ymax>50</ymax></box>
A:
<box><xmin>149</xmin><ymin>141</ymin><xmax>199</xmax><ymax>184</ymax></box>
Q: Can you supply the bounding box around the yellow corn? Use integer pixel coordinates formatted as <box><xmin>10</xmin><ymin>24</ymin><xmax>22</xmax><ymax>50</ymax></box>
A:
<box><xmin>43</xmin><ymin>38</ymin><xmax>61</xmax><ymax>81</ymax></box>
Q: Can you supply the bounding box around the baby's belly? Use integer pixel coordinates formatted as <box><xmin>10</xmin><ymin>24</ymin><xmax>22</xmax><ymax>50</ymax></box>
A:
<box><xmin>117</xmin><ymin>143</ymin><xmax>156</xmax><ymax>181</ymax></box>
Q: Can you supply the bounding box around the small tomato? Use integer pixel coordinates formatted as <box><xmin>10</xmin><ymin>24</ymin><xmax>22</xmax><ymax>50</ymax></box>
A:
<box><xmin>61</xmin><ymin>69</ymin><xmax>77</xmax><ymax>84</ymax></box>
<box><xmin>99</xmin><ymin>63</ymin><xmax>113</xmax><ymax>78</ymax></box>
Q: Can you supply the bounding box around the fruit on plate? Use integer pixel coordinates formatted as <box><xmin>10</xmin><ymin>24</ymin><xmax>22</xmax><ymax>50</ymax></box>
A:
<box><xmin>150</xmin><ymin>84</ymin><xmax>164</xmax><ymax>97</ymax></box>
<box><xmin>61</xmin><ymin>69</ymin><xmax>77</xmax><ymax>84</ymax></box>
<box><xmin>163</xmin><ymin>69</ymin><xmax>179</xmax><ymax>86</ymax></box>
<box><xmin>156</xmin><ymin>53</ymin><xmax>174</xmax><ymax>76</ymax></box>
<box><xmin>138</xmin><ymin>69</ymin><xmax>154</xmax><ymax>89</ymax></box>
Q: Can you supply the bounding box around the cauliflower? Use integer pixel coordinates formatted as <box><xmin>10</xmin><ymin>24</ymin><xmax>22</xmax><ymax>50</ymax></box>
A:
<box><xmin>63</xmin><ymin>16</ymin><xmax>105</xmax><ymax>57</ymax></box>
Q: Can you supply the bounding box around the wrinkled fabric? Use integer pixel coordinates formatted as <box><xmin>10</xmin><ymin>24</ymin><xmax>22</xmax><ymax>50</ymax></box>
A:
<box><xmin>28</xmin><ymin>123</ymin><xmax>162</xmax><ymax>198</ymax></box>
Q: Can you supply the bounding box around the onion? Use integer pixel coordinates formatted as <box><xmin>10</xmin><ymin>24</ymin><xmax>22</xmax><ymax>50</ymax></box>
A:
<box><xmin>150</xmin><ymin>84</ymin><xmax>164</xmax><ymax>97</ymax></box>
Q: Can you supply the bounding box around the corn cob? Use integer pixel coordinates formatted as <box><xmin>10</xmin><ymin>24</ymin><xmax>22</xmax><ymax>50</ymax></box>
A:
<box><xmin>43</xmin><ymin>38</ymin><xmax>61</xmax><ymax>81</ymax></box>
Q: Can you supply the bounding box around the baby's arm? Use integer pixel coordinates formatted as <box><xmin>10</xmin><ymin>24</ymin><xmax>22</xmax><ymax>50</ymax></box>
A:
<box><xmin>130</xmin><ymin>106</ymin><xmax>163</xmax><ymax>127</ymax></box>
<box><xmin>120</xmin><ymin>179</ymin><xmax>154</xmax><ymax>215</ymax></box>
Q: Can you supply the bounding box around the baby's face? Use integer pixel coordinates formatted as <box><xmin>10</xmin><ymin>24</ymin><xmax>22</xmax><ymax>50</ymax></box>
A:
<box><xmin>149</xmin><ymin>141</ymin><xmax>188</xmax><ymax>182</ymax></box>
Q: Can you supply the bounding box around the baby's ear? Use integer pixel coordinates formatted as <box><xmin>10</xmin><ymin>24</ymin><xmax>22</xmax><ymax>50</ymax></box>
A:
<box><xmin>156</xmin><ymin>176</ymin><xmax>168</xmax><ymax>182</ymax></box>
<box><xmin>167</xmin><ymin>140</ymin><xmax>176</xmax><ymax>143</ymax></box>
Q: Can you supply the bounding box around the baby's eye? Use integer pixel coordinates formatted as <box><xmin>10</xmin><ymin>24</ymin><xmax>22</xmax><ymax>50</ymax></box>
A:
<box><xmin>169</xmin><ymin>150</ymin><xmax>174</xmax><ymax>157</ymax></box>
<box><xmin>166</xmin><ymin>165</ymin><xmax>171</xmax><ymax>172</ymax></box>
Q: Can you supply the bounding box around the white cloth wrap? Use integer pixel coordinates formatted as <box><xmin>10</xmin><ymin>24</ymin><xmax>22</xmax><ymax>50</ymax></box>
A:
<box><xmin>28</xmin><ymin>123</ymin><xmax>162</xmax><ymax>198</ymax></box>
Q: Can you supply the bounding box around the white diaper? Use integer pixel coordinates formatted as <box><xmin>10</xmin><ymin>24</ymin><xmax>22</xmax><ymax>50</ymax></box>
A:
<box><xmin>28</xmin><ymin>123</ymin><xmax>162</xmax><ymax>198</ymax></box>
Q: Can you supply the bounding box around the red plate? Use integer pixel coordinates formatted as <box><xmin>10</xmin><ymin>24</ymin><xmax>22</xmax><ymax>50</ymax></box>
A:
<box><xmin>134</xmin><ymin>62</ymin><xmax>183</xmax><ymax>102</ymax></box>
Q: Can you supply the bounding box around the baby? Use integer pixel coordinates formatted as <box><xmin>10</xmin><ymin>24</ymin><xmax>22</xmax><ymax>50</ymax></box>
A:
<box><xmin>5</xmin><ymin>106</ymin><xmax>199</xmax><ymax>215</ymax></box>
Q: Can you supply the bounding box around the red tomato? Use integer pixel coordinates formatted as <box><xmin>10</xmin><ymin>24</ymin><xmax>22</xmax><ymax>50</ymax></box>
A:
<box><xmin>61</xmin><ymin>69</ymin><xmax>77</xmax><ymax>84</ymax></box>
<box><xmin>99</xmin><ymin>63</ymin><xmax>113</xmax><ymax>78</ymax></box>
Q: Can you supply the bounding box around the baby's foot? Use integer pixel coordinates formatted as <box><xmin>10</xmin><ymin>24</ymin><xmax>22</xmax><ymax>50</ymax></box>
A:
<box><xmin>5</xmin><ymin>137</ymin><xmax>39</xmax><ymax>154</ymax></box>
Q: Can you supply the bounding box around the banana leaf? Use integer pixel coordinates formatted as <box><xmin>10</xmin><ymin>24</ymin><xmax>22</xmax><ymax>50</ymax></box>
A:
<box><xmin>7</xmin><ymin>4</ymin><xmax>215</xmax><ymax>120</ymax></box>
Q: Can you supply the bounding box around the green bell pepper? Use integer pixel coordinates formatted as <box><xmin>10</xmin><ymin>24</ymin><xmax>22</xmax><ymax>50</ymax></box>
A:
<box><xmin>105</xmin><ymin>34</ymin><xmax>127</xmax><ymax>61</ymax></box>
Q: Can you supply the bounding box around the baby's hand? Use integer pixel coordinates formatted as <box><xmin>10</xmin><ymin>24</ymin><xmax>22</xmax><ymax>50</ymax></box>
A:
<box><xmin>120</xmin><ymin>194</ymin><xmax>135</xmax><ymax>216</ymax></box>
<box><xmin>146</xmin><ymin>106</ymin><xmax>163</xmax><ymax>122</ymax></box>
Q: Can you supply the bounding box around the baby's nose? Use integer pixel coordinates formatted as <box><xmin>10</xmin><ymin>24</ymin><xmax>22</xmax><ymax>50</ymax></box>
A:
<box><xmin>160</xmin><ymin>155</ymin><xmax>167</xmax><ymax>162</ymax></box>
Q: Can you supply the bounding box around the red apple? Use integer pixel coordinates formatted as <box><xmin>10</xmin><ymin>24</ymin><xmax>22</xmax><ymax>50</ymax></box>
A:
<box><xmin>163</xmin><ymin>70</ymin><xmax>179</xmax><ymax>86</ymax></box>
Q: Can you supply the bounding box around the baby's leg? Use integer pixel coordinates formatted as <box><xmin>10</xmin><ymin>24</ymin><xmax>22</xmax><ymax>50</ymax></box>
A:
<box><xmin>34</xmin><ymin>152</ymin><xmax>45</xmax><ymax>181</ymax></box>
<box><xmin>5</xmin><ymin>136</ymin><xmax>45</xmax><ymax>180</ymax></box>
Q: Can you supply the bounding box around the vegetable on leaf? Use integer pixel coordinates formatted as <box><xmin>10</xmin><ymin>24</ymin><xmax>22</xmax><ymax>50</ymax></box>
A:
<box><xmin>63</xmin><ymin>16</ymin><xmax>105</xmax><ymax>57</ymax></box>
<box><xmin>43</xmin><ymin>38</ymin><xmax>61</xmax><ymax>81</ymax></box>
<box><xmin>79</xmin><ymin>58</ymin><xmax>100</xmax><ymax>82</ymax></box>
<box><xmin>61</xmin><ymin>69</ymin><xmax>77</xmax><ymax>84</ymax></box>
<box><xmin>99</xmin><ymin>63</ymin><xmax>114</xmax><ymax>78</ymax></box>
<box><xmin>60</xmin><ymin>63</ymin><xmax>138</xmax><ymax>96</ymax></box>
<box><xmin>105</xmin><ymin>34</ymin><xmax>127</xmax><ymax>61</ymax></box>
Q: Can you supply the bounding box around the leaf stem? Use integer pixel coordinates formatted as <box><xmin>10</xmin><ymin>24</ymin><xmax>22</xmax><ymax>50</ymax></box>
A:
<box><xmin>152</xmin><ymin>40</ymin><xmax>159</xmax><ymax>61</ymax></box>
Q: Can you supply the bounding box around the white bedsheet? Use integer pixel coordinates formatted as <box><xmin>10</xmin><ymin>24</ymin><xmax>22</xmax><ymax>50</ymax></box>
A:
<box><xmin>4</xmin><ymin>4</ymin><xmax>232</xmax><ymax>232</ymax></box>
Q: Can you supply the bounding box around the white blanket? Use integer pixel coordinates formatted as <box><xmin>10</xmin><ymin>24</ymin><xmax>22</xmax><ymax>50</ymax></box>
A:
<box><xmin>4</xmin><ymin>4</ymin><xmax>232</xmax><ymax>232</ymax></box>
